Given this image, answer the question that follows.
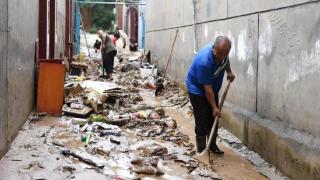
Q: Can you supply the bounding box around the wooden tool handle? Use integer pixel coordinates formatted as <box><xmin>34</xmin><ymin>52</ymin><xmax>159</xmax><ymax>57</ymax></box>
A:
<box><xmin>163</xmin><ymin>29</ymin><xmax>179</xmax><ymax>78</ymax></box>
<box><xmin>205</xmin><ymin>80</ymin><xmax>232</xmax><ymax>152</ymax></box>
<box><xmin>219</xmin><ymin>80</ymin><xmax>231</xmax><ymax>110</ymax></box>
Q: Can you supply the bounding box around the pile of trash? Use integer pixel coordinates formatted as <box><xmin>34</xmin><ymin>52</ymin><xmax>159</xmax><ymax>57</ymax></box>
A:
<box><xmin>31</xmin><ymin>48</ymin><xmax>220</xmax><ymax>179</ymax></box>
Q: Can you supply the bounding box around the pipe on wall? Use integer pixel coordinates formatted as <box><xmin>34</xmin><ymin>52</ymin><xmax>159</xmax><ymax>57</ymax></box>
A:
<box><xmin>192</xmin><ymin>0</ymin><xmax>197</xmax><ymax>54</ymax></box>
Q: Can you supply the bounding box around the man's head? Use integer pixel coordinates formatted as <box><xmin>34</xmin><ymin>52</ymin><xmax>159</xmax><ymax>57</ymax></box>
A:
<box><xmin>113</xmin><ymin>32</ymin><xmax>120</xmax><ymax>40</ymax></box>
<box><xmin>212</xmin><ymin>36</ymin><xmax>231</xmax><ymax>64</ymax></box>
<box><xmin>97</xmin><ymin>30</ymin><xmax>104</xmax><ymax>39</ymax></box>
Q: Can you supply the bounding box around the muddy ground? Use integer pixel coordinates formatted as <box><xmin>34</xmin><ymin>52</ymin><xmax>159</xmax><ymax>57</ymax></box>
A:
<box><xmin>0</xmin><ymin>34</ymin><xmax>288</xmax><ymax>180</ymax></box>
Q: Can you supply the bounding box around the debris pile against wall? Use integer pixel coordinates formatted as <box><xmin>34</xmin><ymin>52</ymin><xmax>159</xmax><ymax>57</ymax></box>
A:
<box><xmin>20</xmin><ymin>48</ymin><xmax>223</xmax><ymax>179</ymax></box>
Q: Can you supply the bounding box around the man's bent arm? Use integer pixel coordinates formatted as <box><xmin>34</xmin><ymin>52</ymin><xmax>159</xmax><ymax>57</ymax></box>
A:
<box><xmin>226</xmin><ymin>59</ymin><xmax>235</xmax><ymax>82</ymax></box>
<box><xmin>204</xmin><ymin>84</ymin><xmax>221</xmax><ymax>117</ymax></box>
<box><xmin>226</xmin><ymin>59</ymin><xmax>232</xmax><ymax>73</ymax></box>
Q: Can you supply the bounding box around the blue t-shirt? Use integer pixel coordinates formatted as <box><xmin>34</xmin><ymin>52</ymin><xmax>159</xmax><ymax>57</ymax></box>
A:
<box><xmin>186</xmin><ymin>44</ymin><xmax>228</xmax><ymax>96</ymax></box>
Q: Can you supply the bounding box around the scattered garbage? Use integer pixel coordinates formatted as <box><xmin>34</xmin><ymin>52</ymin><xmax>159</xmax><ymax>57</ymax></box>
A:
<box><xmin>83</xmin><ymin>91</ymin><xmax>107</xmax><ymax>113</ymax></box>
<box><xmin>110</xmin><ymin>137</ymin><xmax>120</xmax><ymax>144</ymax></box>
<box><xmin>62</xmin><ymin>104</ymin><xmax>93</xmax><ymax>117</ymax></box>
<box><xmin>27</xmin><ymin>112</ymin><xmax>48</xmax><ymax>123</ymax></box>
<box><xmin>80</xmin><ymin>133</ymin><xmax>91</xmax><ymax>147</ymax></box>
<box><xmin>22</xmin><ymin>161</ymin><xmax>45</xmax><ymax>170</ymax></box>
<box><xmin>132</xmin><ymin>166</ymin><xmax>164</xmax><ymax>176</ymax></box>
<box><xmin>52</xmin><ymin>139</ymin><xmax>65</xmax><ymax>147</ymax></box>
<box><xmin>0</xmin><ymin>33</ymin><xmax>287</xmax><ymax>180</ymax></box>
<box><xmin>95</xmin><ymin>147</ymin><xmax>111</xmax><ymax>156</ymax></box>
<box><xmin>64</xmin><ymin>83</ymin><xmax>84</xmax><ymax>98</ymax></box>
<box><xmin>62</xmin><ymin>166</ymin><xmax>76</xmax><ymax>175</ymax></box>
<box><xmin>71</xmin><ymin>118</ymin><xmax>89</xmax><ymax>126</ymax></box>
<box><xmin>61</xmin><ymin>150</ymin><xmax>104</xmax><ymax>169</ymax></box>
<box><xmin>17</xmin><ymin>44</ymin><xmax>206</xmax><ymax>179</ymax></box>
<box><xmin>89</xmin><ymin>114</ymin><xmax>107</xmax><ymax>122</ymax></box>
<box><xmin>140</xmin><ymin>64</ymin><xmax>157</xmax><ymax>78</ymax></box>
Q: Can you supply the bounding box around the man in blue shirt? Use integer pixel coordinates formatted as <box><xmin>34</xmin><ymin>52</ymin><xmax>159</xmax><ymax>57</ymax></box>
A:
<box><xmin>186</xmin><ymin>36</ymin><xmax>235</xmax><ymax>154</ymax></box>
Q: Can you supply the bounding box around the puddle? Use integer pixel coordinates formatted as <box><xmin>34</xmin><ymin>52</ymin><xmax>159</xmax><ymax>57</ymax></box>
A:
<box><xmin>52</xmin><ymin>131</ymin><xmax>83</xmax><ymax>149</ymax></box>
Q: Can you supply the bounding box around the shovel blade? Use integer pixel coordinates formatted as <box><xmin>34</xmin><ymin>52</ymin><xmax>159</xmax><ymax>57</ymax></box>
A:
<box><xmin>194</xmin><ymin>149</ymin><xmax>210</xmax><ymax>164</ymax></box>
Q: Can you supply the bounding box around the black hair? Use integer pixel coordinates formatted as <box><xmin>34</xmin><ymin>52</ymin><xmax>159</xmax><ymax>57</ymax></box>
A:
<box><xmin>114</xmin><ymin>32</ymin><xmax>120</xmax><ymax>39</ymax></box>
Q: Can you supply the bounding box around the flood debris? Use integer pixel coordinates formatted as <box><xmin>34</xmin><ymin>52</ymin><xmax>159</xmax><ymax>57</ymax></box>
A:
<box><xmin>61</xmin><ymin>150</ymin><xmax>104</xmax><ymax>169</ymax></box>
<box><xmin>11</xmin><ymin>159</ymin><xmax>22</xmax><ymax>162</ymax></box>
<box><xmin>132</xmin><ymin>166</ymin><xmax>164</xmax><ymax>176</ymax></box>
<box><xmin>62</xmin><ymin>104</ymin><xmax>93</xmax><ymax>117</ymax></box>
<box><xmin>110</xmin><ymin>137</ymin><xmax>121</xmax><ymax>144</ymax></box>
<box><xmin>18</xmin><ymin>45</ymin><xmax>220</xmax><ymax>179</ymax></box>
<box><xmin>131</xmin><ymin>157</ymin><xmax>159</xmax><ymax>167</ymax></box>
<box><xmin>42</xmin><ymin>126</ymin><xmax>54</xmax><ymax>144</ymax></box>
<box><xmin>71</xmin><ymin>118</ymin><xmax>89</xmax><ymax>126</ymax></box>
<box><xmin>28</xmin><ymin>112</ymin><xmax>48</xmax><ymax>123</ymax></box>
<box><xmin>83</xmin><ymin>91</ymin><xmax>107</xmax><ymax>113</ymax></box>
<box><xmin>64</xmin><ymin>83</ymin><xmax>84</xmax><ymax>98</ymax></box>
<box><xmin>0</xmin><ymin>33</ymin><xmax>289</xmax><ymax>180</ymax></box>
<box><xmin>70</xmin><ymin>61</ymin><xmax>88</xmax><ymax>76</ymax></box>
<box><xmin>23</xmin><ymin>161</ymin><xmax>45</xmax><ymax>170</ymax></box>
<box><xmin>191</xmin><ymin>167</ymin><xmax>222</xmax><ymax>180</ymax></box>
<box><xmin>81</xmin><ymin>133</ymin><xmax>91</xmax><ymax>147</ymax></box>
<box><xmin>94</xmin><ymin>147</ymin><xmax>111</xmax><ymax>156</ymax></box>
<box><xmin>52</xmin><ymin>140</ymin><xmax>65</xmax><ymax>147</ymax></box>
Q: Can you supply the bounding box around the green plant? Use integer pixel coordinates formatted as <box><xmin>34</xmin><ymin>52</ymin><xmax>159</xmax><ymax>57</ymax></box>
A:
<box><xmin>79</xmin><ymin>0</ymin><xmax>115</xmax><ymax>31</ymax></box>
<box><xmin>89</xmin><ymin>25</ymin><xmax>99</xmax><ymax>34</ymax></box>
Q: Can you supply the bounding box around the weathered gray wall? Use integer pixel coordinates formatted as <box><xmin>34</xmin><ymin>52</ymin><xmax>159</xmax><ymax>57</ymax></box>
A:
<box><xmin>6</xmin><ymin>0</ymin><xmax>39</xmax><ymax>144</ymax></box>
<box><xmin>56</xmin><ymin>0</ymin><xmax>66</xmax><ymax>57</ymax></box>
<box><xmin>0</xmin><ymin>0</ymin><xmax>9</xmax><ymax>157</ymax></box>
<box><xmin>0</xmin><ymin>0</ymin><xmax>68</xmax><ymax>158</ymax></box>
<box><xmin>146</xmin><ymin>0</ymin><xmax>320</xmax><ymax>179</ymax></box>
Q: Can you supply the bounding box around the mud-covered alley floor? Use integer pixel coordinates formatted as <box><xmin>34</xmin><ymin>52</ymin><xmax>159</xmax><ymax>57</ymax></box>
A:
<box><xmin>0</xmin><ymin>34</ymin><xmax>287</xmax><ymax>180</ymax></box>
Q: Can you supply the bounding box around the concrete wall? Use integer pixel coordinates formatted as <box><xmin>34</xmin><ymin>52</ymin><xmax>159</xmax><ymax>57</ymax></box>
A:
<box><xmin>0</xmin><ymin>0</ymin><xmax>39</xmax><ymax>156</ymax></box>
<box><xmin>0</xmin><ymin>0</ymin><xmax>9</xmax><ymax>157</ymax></box>
<box><xmin>0</xmin><ymin>0</ymin><xmax>68</xmax><ymax>158</ymax></box>
<box><xmin>7</xmin><ymin>0</ymin><xmax>39</xmax><ymax>144</ymax></box>
<box><xmin>56</xmin><ymin>0</ymin><xmax>66</xmax><ymax>57</ymax></box>
<box><xmin>145</xmin><ymin>0</ymin><xmax>320</xmax><ymax>179</ymax></box>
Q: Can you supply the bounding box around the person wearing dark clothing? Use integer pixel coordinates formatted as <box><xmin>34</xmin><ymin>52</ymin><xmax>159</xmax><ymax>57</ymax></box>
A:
<box><xmin>94</xmin><ymin>39</ymin><xmax>101</xmax><ymax>53</ymax></box>
<box><xmin>185</xmin><ymin>36</ymin><xmax>235</xmax><ymax>154</ymax></box>
<box><xmin>98</xmin><ymin>30</ymin><xmax>117</xmax><ymax>79</ymax></box>
<box><xmin>112</xmin><ymin>32</ymin><xmax>120</xmax><ymax>46</ymax></box>
<box><xmin>129</xmin><ymin>38</ymin><xmax>138</xmax><ymax>51</ymax></box>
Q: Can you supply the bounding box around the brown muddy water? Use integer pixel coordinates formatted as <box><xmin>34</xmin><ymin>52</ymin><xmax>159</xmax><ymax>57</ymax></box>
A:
<box><xmin>140</xmin><ymin>90</ymin><xmax>267</xmax><ymax>180</ymax></box>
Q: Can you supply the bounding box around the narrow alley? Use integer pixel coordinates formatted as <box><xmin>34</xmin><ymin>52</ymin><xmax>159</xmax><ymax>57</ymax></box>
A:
<box><xmin>0</xmin><ymin>0</ymin><xmax>319</xmax><ymax>180</ymax></box>
<box><xmin>0</xmin><ymin>32</ymin><xmax>287</xmax><ymax>179</ymax></box>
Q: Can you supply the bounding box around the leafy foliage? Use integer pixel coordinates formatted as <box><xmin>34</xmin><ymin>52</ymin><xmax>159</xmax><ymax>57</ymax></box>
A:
<box><xmin>79</xmin><ymin>0</ymin><xmax>115</xmax><ymax>31</ymax></box>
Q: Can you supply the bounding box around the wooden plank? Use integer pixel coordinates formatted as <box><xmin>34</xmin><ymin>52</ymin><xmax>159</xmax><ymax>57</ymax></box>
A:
<box><xmin>62</xmin><ymin>105</ymin><xmax>93</xmax><ymax>117</ymax></box>
<box><xmin>37</xmin><ymin>60</ymin><xmax>65</xmax><ymax>115</ymax></box>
